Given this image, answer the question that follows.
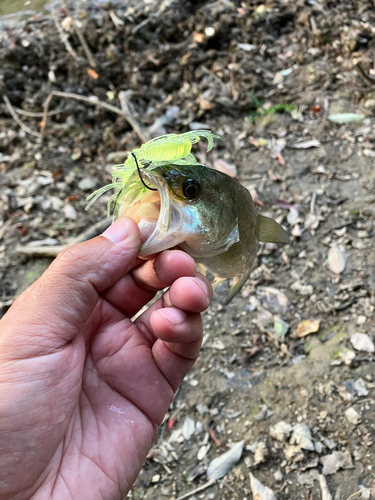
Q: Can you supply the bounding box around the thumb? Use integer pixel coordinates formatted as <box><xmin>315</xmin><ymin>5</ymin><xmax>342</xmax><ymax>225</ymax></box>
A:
<box><xmin>0</xmin><ymin>218</ymin><xmax>141</xmax><ymax>356</ymax></box>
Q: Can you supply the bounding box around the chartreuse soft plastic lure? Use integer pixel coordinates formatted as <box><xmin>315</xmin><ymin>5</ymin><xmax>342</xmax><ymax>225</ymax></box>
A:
<box><xmin>86</xmin><ymin>130</ymin><xmax>219</xmax><ymax>214</ymax></box>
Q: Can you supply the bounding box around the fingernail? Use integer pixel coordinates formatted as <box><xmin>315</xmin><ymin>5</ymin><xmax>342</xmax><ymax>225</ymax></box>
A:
<box><xmin>158</xmin><ymin>308</ymin><xmax>184</xmax><ymax>326</ymax></box>
<box><xmin>102</xmin><ymin>218</ymin><xmax>131</xmax><ymax>243</ymax></box>
<box><xmin>192</xmin><ymin>277</ymin><xmax>210</xmax><ymax>300</ymax></box>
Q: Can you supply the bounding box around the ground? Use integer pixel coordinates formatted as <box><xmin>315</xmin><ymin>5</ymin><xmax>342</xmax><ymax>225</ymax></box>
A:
<box><xmin>1</xmin><ymin>1</ymin><xmax>375</xmax><ymax>499</ymax></box>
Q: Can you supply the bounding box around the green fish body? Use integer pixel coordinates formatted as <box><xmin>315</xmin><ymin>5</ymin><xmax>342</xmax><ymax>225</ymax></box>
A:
<box><xmin>115</xmin><ymin>163</ymin><xmax>288</xmax><ymax>303</ymax></box>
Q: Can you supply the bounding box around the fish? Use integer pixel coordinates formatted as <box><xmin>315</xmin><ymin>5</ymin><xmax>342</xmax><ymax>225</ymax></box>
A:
<box><xmin>113</xmin><ymin>162</ymin><xmax>289</xmax><ymax>304</ymax></box>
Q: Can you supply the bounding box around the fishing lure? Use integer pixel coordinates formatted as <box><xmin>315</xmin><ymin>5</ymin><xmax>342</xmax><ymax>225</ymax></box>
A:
<box><xmin>86</xmin><ymin>130</ymin><xmax>220</xmax><ymax>214</ymax></box>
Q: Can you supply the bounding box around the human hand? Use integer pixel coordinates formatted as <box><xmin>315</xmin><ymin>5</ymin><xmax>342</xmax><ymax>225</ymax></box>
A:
<box><xmin>0</xmin><ymin>218</ymin><xmax>212</xmax><ymax>500</ymax></box>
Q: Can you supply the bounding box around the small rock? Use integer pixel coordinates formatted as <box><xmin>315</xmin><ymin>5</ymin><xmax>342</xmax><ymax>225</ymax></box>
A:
<box><xmin>273</xmin><ymin>470</ymin><xmax>283</xmax><ymax>482</ymax></box>
<box><xmin>291</xmin><ymin>281</ymin><xmax>314</xmax><ymax>296</ymax></box>
<box><xmin>290</xmin><ymin>423</ymin><xmax>314</xmax><ymax>451</ymax></box>
<box><xmin>345</xmin><ymin>407</ymin><xmax>361</xmax><ymax>425</ymax></box>
<box><xmin>321</xmin><ymin>450</ymin><xmax>354</xmax><ymax>475</ymax></box>
<box><xmin>315</xmin><ymin>441</ymin><xmax>325</xmax><ymax>454</ymax></box>
<box><xmin>297</xmin><ymin>473</ymin><xmax>314</xmax><ymax>487</ymax></box>
<box><xmin>284</xmin><ymin>445</ymin><xmax>304</xmax><ymax>462</ymax></box>
<box><xmin>270</xmin><ymin>421</ymin><xmax>293</xmax><ymax>442</ymax></box>
<box><xmin>254</xmin><ymin>441</ymin><xmax>268</xmax><ymax>465</ymax></box>
<box><xmin>78</xmin><ymin>177</ymin><xmax>97</xmax><ymax>191</ymax></box>
<box><xmin>353</xmin><ymin>378</ymin><xmax>369</xmax><ymax>397</ymax></box>
<box><xmin>350</xmin><ymin>333</ymin><xmax>375</xmax><ymax>353</ymax></box>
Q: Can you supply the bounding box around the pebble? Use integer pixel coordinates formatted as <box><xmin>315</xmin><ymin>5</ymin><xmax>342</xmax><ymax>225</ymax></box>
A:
<box><xmin>78</xmin><ymin>177</ymin><xmax>97</xmax><ymax>191</ymax></box>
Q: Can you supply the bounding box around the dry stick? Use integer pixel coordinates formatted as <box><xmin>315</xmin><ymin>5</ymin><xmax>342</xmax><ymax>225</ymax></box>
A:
<box><xmin>71</xmin><ymin>17</ymin><xmax>96</xmax><ymax>68</ymax></box>
<box><xmin>119</xmin><ymin>91</ymin><xmax>150</xmax><ymax>143</ymax></box>
<box><xmin>3</xmin><ymin>96</ymin><xmax>41</xmax><ymax>139</ymax></box>
<box><xmin>175</xmin><ymin>480</ymin><xmax>216</xmax><ymax>500</ymax></box>
<box><xmin>53</xmin><ymin>11</ymin><xmax>80</xmax><ymax>62</ymax></box>
<box><xmin>16</xmin><ymin>217</ymin><xmax>112</xmax><ymax>258</ymax></box>
<box><xmin>59</xmin><ymin>0</ymin><xmax>96</xmax><ymax>68</ymax></box>
<box><xmin>14</xmin><ymin>106</ymin><xmax>65</xmax><ymax>118</ymax></box>
<box><xmin>40</xmin><ymin>91</ymin><xmax>148</xmax><ymax>143</ymax></box>
<box><xmin>345</xmin><ymin>490</ymin><xmax>372</xmax><ymax>500</ymax></box>
<box><xmin>355</xmin><ymin>61</ymin><xmax>375</xmax><ymax>86</ymax></box>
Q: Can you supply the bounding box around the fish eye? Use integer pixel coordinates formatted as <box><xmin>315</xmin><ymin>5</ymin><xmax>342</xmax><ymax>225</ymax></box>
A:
<box><xmin>182</xmin><ymin>178</ymin><xmax>200</xmax><ymax>199</ymax></box>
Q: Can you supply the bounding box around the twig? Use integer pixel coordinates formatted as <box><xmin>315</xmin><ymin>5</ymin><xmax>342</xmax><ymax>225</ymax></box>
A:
<box><xmin>354</xmin><ymin>61</ymin><xmax>375</xmax><ymax>86</ymax></box>
<box><xmin>3</xmin><ymin>96</ymin><xmax>41</xmax><ymax>139</ymax></box>
<box><xmin>52</xmin><ymin>11</ymin><xmax>80</xmax><ymax>63</ymax></box>
<box><xmin>71</xmin><ymin>16</ymin><xmax>96</xmax><ymax>68</ymax></box>
<box><xmin>175</xmin><ymin>480</ymin><xmax>216</xmax><ymax>500</ymax></box>
<box><xmin>40</xmin><ymin>91</ymin><xmax>148</xmax><ymax>143</ymax></box>
<box><xmin>16</xmin><ymin>217</ymin><xmax>112</xmax><ymax>258</ymax></box>
<box><xmin>14</xmin><ymin>106</ymin><xmax>64</xmax><ymax>118</ymax></box>
<box><xmin>319</xmin><ymin>475</ymin><xmax>332</xmax><ymax>500</ymax></box>
<box><xmin>119</xmin><ymin>91</ymin><xmax>150</xmax><ymax>143</ymax></box>
<box><xmin>59</xmin><ymin>0</ymin><xmax>96</xmax><ymax>68</ymax></box>
<box><xmin>345</xmin><ymin>489</ymin><xmax>371</xmax><ymax>500</ymax></box>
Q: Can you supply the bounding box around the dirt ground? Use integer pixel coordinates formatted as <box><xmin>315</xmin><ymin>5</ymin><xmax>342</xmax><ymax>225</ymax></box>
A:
<box><xmin>1</xmin><ymin>1</ymin><xmax>375</xmax><ymax>499</ymax></box>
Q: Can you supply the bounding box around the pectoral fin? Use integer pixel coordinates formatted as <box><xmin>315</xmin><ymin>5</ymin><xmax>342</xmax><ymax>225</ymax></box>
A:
<box><xmin>224</xmin><ymin>269</ymin><xmax>251</xmax><ymax>305</ymax></box>
<box><xmin>255</xmin><ymin>215</ymin><xmax>289</xmax><ymax>244</ymax></box>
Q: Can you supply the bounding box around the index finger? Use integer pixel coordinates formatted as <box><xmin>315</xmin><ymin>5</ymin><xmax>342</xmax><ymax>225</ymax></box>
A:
<box><xmin>101</xmin><ymin>249</ymin><xmax>197</xmax><ymax>318</ymax></box>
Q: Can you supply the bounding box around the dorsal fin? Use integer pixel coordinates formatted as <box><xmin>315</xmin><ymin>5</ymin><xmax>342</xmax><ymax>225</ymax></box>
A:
<box><xmin>255</xmin><ymin>215</ymin><xmax>289</xmax><ymax>244</ymax></box>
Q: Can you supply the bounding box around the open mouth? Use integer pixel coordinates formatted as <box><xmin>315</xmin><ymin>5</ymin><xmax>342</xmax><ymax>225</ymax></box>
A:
<box><xmin>116</xmin><ymin>183</ymin><xmax>162</xmax><ymax>245</ymax></box>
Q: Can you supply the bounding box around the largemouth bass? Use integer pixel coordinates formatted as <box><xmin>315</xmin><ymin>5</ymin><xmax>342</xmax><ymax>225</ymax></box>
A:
<box><xmin>114</xmin><ymin>162</ymin><xmax>288</xmax><ymax>303</ymax></box>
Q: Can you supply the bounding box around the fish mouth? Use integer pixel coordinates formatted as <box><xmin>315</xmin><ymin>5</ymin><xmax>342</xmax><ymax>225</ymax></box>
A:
<box><xmin>117</xmin><ymin>170</ymin><xmax>187</xmax><ymax>256</ymax></box>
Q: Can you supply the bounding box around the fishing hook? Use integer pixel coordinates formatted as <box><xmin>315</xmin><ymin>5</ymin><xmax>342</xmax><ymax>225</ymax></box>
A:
<box><xmin>131</xmin><ymin>151</ymin><xmax>157</xmax><ymax>191</ymax></box>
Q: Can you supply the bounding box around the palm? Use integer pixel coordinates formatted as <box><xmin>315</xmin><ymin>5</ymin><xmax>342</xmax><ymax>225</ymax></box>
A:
<box><xmin>0</xmin><ymin>220</ymin><xmax>211</xmax><ymax>500</ymax></box>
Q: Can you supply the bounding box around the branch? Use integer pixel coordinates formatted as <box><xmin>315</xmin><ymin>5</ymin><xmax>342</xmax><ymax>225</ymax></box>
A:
<box><xmin>3</xmin><ymin>96</ymin><xmax>41</xmax><ymax>139</ymax></box>
<box><xmin>40</xmin><ymin>91</ymin><xmax>149</xmax><ymax>143</ymax></box>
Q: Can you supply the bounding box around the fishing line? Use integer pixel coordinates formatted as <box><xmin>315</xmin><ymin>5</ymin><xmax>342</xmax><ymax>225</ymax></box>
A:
<box><xmin>131</xmin><ymin>151</ymin><xmax>158</xmax><ymax>191</ymax></box>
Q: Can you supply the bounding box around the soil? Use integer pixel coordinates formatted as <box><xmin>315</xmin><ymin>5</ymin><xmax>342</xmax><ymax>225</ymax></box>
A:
<box><xmin>1</xmin><ymin>1</ymin><xmax>375</xmax><ymax>499</ymax></box>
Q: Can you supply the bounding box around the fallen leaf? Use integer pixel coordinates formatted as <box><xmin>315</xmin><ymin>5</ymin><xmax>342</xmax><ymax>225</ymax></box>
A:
<box><xmin>199</xmin><ymin>96</ymin><xmax>215</xmax><ymax>110</ymax></box>
<box><xmin>274</xmin><ymin>316</ymin><xmax>289</xmax><ymax>337</ymax></box>
<box><xmin>87</xmin><ymin>68</ymin><xmax>99</xmax><ymax>79</ymax></box>
<box><xmin>213</xmin><ymin>159</ymin><xmax>237</xmax><ymax>177</ymax></box>
<box><xmin>327</xmin><ymin>246</ymin><xmax>346</xmax><ymax>274</ymax></box>
<box><xmin>250</xmin><ymin>473</ymin><xmax>278</xmax><ymax>500</ymax></box>
<box><xmin>207</xmin><ymin>441</ymin><xmax>244</xmax><ymax>480</ymax></box>
<box><xmin>328</xmin><ymin>113</ymin><xmax>365</xmax><ymax>124</ymax></box>
<box><xmin>292</xmin><ymin>139</ymin><xmax>321</xmax><ymax>149</ymax></box>
<box><xmin>64</xmin><ymin>203</ymin><xmax>77</xmax><ymax>220</ymax></box>
<box><xmin>350</xmin><ymin>333</ymin><xmax>375</xmax><ymax>353</ymax></box>
<box><xmin>295</xmin><ymin>319</ymin><xmax>320</xmax><ymax>338</ymax></box>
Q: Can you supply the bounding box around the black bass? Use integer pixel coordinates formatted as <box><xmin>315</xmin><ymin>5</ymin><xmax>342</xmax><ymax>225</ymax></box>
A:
<box><xmin>114</xmin><ymin>162</ymin><xmax>288</xmax><ymax>303</ymax></box>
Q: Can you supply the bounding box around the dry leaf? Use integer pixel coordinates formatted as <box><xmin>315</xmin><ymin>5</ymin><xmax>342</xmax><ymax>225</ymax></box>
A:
<box><xmin>327</xmin><ymin>246</ymin><xmax>345</xmax><ymax>274</ymax></box>
<box><xmin>199</xmin><ymin>96</ymin><xmax>215</xmax><ymax>110</ymax></box>
<box><xmin>250</xmin><ymin>473</ymin><xmax>278</xmax><ymax>500</ymax></box>
<box><xmin>295</xmin><ymin>319</ymin><xmax>320</xmax><ymax>338</ymax></box>
<box><xmin>207</xmin><ymin>441</ymin><xmax>244</xmax><ymax>480</ymax></box>
<box><xmin>87</xmin><ymin>68</ymin><xmax>99</xmax><ymax>79</ymax></box>
<box><xmin>328</xmin><ymin>113</ymin><xmax>365</xmax><ymax>124</ymax></box>
<box><xmin>213</xmin><ymin>159</ymin><xmax>237</xmax><ymax>177</ymax></box>
<box><xmin>292</xmin><ymin>139</ymin><xmax>321</xmax><ymax>149</ymax></box>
